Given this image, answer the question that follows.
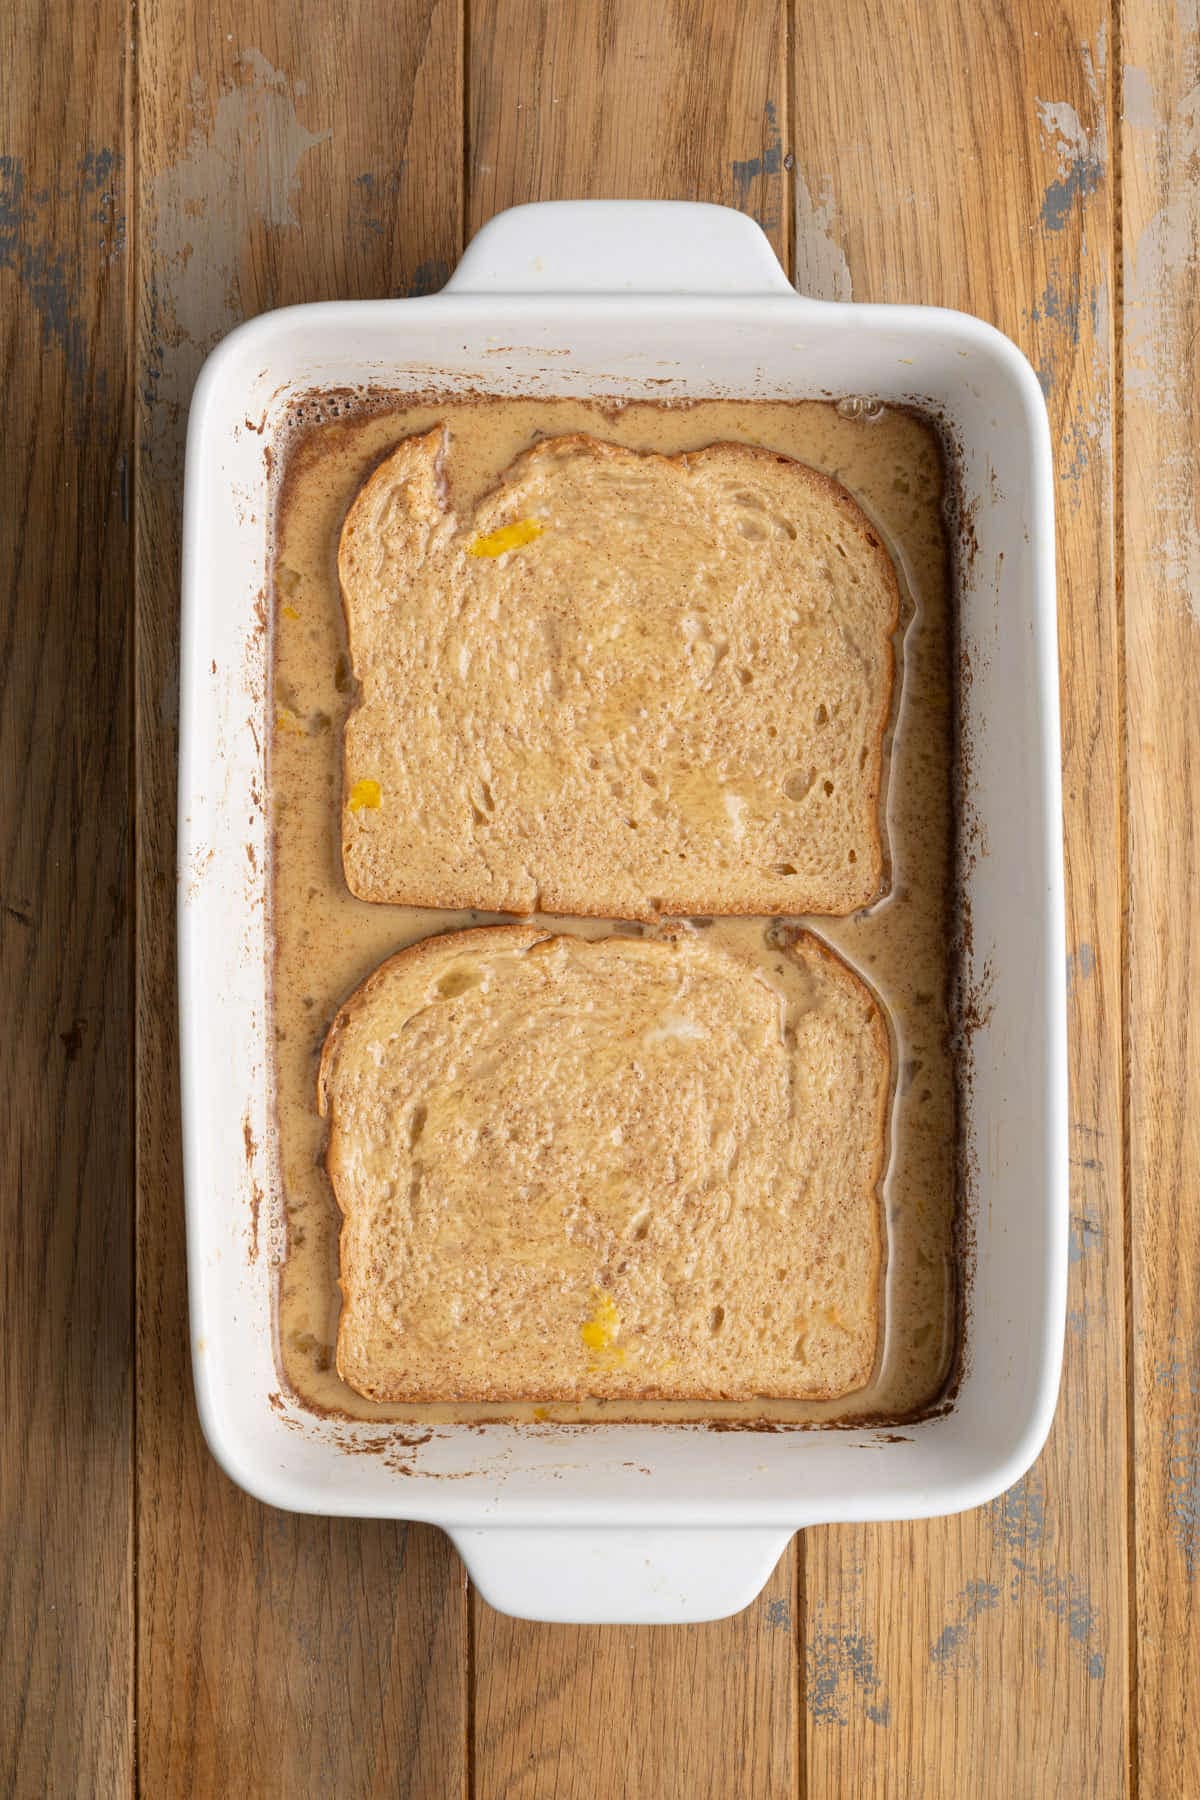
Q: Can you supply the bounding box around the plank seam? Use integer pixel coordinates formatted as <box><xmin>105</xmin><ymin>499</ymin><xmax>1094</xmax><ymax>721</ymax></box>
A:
<box><xmin>783</xmin><ymin>0</ymin><xmax>796</xmax><ymax>289</ymax></box>
<box><xmin>465</xmin><ymin>1580</ymin><xmax>477</xmax><ymax>1800</ymax></box>
<box><xmin>1112</xmin><ymin>1</ymin><xmax>1138</xmax><ymax>1795</ymax></box>
<box><xmin>462</xmin><ymin>0</ymin><xmax>472</xmax><ymax>253</ymax></box>
<box><xmin>794</xmin><ymin>1532</ymin><xmax>806</xmax><ymax>1800</ymax></box>
<box><xmin>125</xmin><ymin>0</ymin><xmax>141</xmax><ymax>1788</ymax></box>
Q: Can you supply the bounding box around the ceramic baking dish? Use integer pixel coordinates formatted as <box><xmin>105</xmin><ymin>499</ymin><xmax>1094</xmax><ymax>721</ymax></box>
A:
<box><xmin>179</xmin><ymin>200</ymin><xmax>1066</xmax><ymax>1624</ymax></box>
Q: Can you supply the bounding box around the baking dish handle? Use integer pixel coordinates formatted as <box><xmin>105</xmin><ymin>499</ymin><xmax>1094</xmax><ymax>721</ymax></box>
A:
<box><xmin>449</xmin><ymin>1524</ymin><xmax>793</xmax><ymax>1624</ymax></box>
<box><xmin>444</xmin><ymin>200</ymin><xmax>796</xmax><ymax>297</ymax></box>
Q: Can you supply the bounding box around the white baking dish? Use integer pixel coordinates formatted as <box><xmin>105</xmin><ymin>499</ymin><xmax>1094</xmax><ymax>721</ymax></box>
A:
<box><xmin>179</xmin><ymin>201</ymin><xmax>1065</xmax><ymax>1624</ymax></box>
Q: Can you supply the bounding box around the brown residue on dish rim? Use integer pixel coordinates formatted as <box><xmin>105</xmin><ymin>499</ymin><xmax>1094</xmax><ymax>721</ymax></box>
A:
<box><xmin>704</xmin><ymin>1418</ymin><xmax>791</xmax><ymax>1434</ymax></box>
<box><xmin>327</xmin><ymin>1429</ymin><xmax>437</xmax><ymax>1457</ymax></box>
<box><xmin>243</xmin><ymin>1111</ymin><xmax>264</xmax><ymax>1262</ymax></box>
<box><xmin>248</xmin><ymin>1181</ymin><xmax>265</xmax><ymax>1261</ymax></box>
<box><xmin>264</xmin><ymin>1416</ymin><xmax>492</xmax><ymax>1479</ymax></box>
<box><xmin>940</xmin><ymin>412</ymin><xmax>985</xmax><ymax>1417</ymax></box>
<box><xmin>701</xmin><ymin>1400</ymin><xmax>953</xmax><ymax>1434</ymax></box>
<box><xmin>957</xmin><ymin>958</ymin><xmax>996</xmax><ymax>1038</ymax></box>
<box><xmin>182</xmin><ymin>843</ymin><xmax>215</xmax><ymax>903</ymax></box>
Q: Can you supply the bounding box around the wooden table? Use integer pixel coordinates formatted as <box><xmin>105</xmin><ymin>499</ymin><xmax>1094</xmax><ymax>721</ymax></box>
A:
<box><xmin>3</xmin><ymin>0</ymin><xmax>1196</xmax><ymax>1792</ymax></box>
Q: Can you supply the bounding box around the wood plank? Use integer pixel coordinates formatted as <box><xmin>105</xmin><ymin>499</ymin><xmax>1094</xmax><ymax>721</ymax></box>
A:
<box><xmin>0</xmin><ymin>1</ymin><xmax>134</xmax><ymax>1791</ymax></box>
<box><xmin>472</xmin><ymin>1560</ymin><xmax>798</xmax><ymax>1800</ymax></box>
<box><xmin>1122</xmin><ymin>0</ymin><xmax>1200</xmax><ymax>1791</ymax></box>
<box><xmin>467</xmin><ymin>0</ymin><xmax>791</xmax><ymax>266</ymax></box>
<box><xmin>466</xmin><ymin>8</ymin><xmax>797</xmax><ymax>1796</ymax></box>
<box><xmin>790</xmin><ymin>2</ymin><xmax>1125</xmax><ymax>1793</ymax></box>
<box><xmin>134</xmin><ymin>4</ymin><xmax>468</xmax><ymax>1791</ymax></box>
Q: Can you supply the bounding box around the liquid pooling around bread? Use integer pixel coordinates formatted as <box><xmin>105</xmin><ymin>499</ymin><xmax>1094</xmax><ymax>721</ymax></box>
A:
<box><xmin>319</xmin><ymin>925</ymin><xmax>890</xmax><ymax>1404</ymax></box>
<box><xmin>269</xmin><ymin>394</ymin><xmax>959</xmax><ymax>1426</ymax></box>
<box><xmin>337</xmin><ymin>431</ymin><xmax>898</xmax><ymax>919</ymax></box>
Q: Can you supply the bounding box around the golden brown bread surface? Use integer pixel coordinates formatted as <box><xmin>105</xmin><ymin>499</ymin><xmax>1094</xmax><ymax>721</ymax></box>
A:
<box><xmin>337</xmin><ymin>429</ymin><xmax>899</xmax><ymax>919</ymax></box>
<box><xmin>317</xmin><ymin>925</ymin><xmax>890</xmax><ymax>1403</ymax></box>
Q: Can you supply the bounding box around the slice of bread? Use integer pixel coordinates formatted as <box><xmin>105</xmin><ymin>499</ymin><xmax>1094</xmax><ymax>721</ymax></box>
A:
<box><xmin>317</xmin><ymin>925</ymin><xmax>890</xmax><ymax>1403</ymax></box>
<box><xmin>337</xmin><ymin>429</ymin><xmax>899</xmax><ymax>918</ymax></box>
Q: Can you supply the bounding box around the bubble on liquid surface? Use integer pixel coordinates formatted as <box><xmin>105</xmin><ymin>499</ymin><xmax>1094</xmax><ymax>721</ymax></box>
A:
<box><xmin>836</xmin><ymin>396</ymin><xmax>886</xmax><ymax>422</ymax></box>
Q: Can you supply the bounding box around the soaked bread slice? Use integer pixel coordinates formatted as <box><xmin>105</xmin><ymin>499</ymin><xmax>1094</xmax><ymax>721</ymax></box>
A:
<box><xmin>318</xmin><ymin>924</ymin><xmax>890</xmax><ymax>1403</ymax></box>
<box><xmin>337</xmin><ymin>429</ymin><xmax>899</xmax><ymax>918</ymax></box>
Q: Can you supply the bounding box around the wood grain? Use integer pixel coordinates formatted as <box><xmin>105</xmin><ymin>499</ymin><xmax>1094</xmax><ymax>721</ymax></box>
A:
<box><xmin>1121</xmin><ymin>1</ymin><xmax>1200</xmax><ymax>1792</ymax></box>
<box><xmin>466</xmin><ymin>6</ymin><xmax>799</xmax><ymax>1795</ymax></box>
<box><xmin>468</xmin><ymin>0</ymin><xmax>791</xmax><ymax>267</ymax></box>
<box><xmin>133</xmin><ymin>4</ymin><xmax>468</xmax><ymax>1792</ymax></box>
<box><xmin>472</xmin><ymin>1558</ymin><xmax>798</xmax><ymax>1799</ymax></box>
<box><xmin>0</xmin><ymin>1</ymin><xmax>134</xmax><ymax>1792</ymax></box>
<box><xmin>789</xmin><ymin>2</ymin><xmax>1126</xmax><ymax>1793</ymax></box>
